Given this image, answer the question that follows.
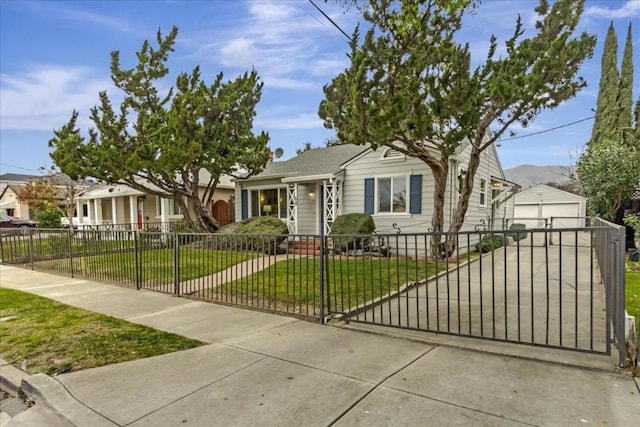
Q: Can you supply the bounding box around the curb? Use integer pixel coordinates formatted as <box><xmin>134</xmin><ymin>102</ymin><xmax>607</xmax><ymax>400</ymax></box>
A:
<box><xmin>1</xmin><ymin>359</ymin><xmax>115</xmax><ymax>427</ymax></box>
<box><xmin>0</xmin><ymin>359</ymin><xmax>27</xmax><ymax>397</ymax></box>
<box><xmin>21</xmin><ymin>374</ymin><xmax>117</xmax><ymax>427</ymax></box>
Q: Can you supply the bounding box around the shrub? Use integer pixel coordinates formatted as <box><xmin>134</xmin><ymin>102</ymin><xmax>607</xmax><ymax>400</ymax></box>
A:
<box><xmin>508</xmin><ymin>223</ymin><xmax>527</xmax><ymax>241</ymax></box>
<box><xmin>36</xmin><ymin>208</ymin><xmax>64</xmax><ymax>228</ymax></box>
<box><xmin>213</xmin><ymin>216</ymin><xmax>288</xmax><ymax>254</ymax></box>
<box><xmin>329</xmin><ymin>213</ymin><xmax>376</xmax><ymax>252</ymax></box>
<box><xmin>475</xmin><ymin>234</ymin><xmax>504</xmax><ymax>253</ymax></box>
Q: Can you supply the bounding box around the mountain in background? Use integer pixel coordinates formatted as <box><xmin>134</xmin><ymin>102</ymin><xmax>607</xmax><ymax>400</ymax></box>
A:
<box><xmin>503</xmin><ymin>164</ymin><xmax>574</xmax><ymax>189</ymax></box>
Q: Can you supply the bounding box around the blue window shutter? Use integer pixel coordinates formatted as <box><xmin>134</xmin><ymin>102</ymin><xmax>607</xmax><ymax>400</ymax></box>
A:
<box><xmin>241</xmin><ymin>190</ymin><xmax>248</xmax><ymax>220</ymax></box>
<box><xmin>410</xmin><ymin>175</ymin><xmax>422</xmax><ymax>214</ymax></box>
<box><xmin>364</xmin><ymin>178</ymin><xmax>374</xmax><ymax>214</ymax></box>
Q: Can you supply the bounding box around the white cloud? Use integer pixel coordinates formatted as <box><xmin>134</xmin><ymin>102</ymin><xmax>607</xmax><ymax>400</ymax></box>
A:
<box><xmin>255</xmin><ymin>112</ymin><xmax>324</xmax><ymax>130</ymax></box>
<box><xmin>186</xmin><ymin>0</ymin><xmax>355</xmax><ymax>91</ymax></box>
<box><xmin>27</xmin><ymin>2</ymin><xmax>142</xmax><ymax>36</ymax></box>
<box><xmin>585</xmin><ymin>0</ymin><xmax>640</xmax><ymax>19</ymax></box>
<box><xmin>0</xmin><ymin>66</ymin><xmax>111</xmax><ymax>131</ymax></box>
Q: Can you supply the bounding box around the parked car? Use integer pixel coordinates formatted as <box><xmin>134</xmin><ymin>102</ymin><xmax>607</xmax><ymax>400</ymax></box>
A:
<box><xmin>0</xmin><ymin>213</ymin><xmax>36</xmax><ymax>235</ymax></box>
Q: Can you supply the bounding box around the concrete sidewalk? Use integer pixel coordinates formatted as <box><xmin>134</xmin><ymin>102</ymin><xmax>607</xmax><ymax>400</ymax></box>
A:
<box><xmin>1</xmin><ymin>265</ymin><xmax>639</xmax><ymax>426</ymax></box>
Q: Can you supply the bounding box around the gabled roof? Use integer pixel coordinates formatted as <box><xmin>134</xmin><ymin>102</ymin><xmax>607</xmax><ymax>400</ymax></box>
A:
<box><xmin>0</xmin><ymin>173</ymin><xmax>41</xmax><ymax>183</ymax></box>
<box><xmin>242</xmin><ymin>144</ymin><xmax>369</xmax><ymax>182</ymax></box>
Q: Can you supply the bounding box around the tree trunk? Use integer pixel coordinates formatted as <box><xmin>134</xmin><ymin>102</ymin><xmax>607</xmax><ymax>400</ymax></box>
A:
<box><xmin>184</xmin><ymin>196</ymin><xmax>219</xmax><ymax>233</ymax></box>
<box><xmin>445</xmin><ymin>145</ymin><xmax>482</xmax><ymax>254</ymax></box>
<box><xmin>429</xmin><ymin>161</ymin><xmax>449</xmax><ymax>259</ymax></box>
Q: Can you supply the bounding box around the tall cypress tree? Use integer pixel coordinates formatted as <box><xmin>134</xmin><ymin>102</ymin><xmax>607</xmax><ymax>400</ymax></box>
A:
<box><xmin>618</xmin><ymin>23</ymin><xmax>634</xmax><ymax>144</ymax></box>
<box><xmin>634</xmin><ymin>98</ymin><xmax>640</xmax><ymax>148</ymax></box>
<box><xmin>590</xmin><ymin>22</ymin><xmax>619</xmax><ymax>145</ymax></box>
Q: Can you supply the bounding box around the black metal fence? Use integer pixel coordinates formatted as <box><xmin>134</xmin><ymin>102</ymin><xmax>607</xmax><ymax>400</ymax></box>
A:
<box><xmin>0</xmin><ymin>223</ymin><xmax>627</xmax><ymax>362</ymax></box>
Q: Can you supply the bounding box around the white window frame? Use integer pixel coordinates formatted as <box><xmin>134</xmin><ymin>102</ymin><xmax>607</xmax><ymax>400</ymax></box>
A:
<box><xmin>376</xmin><ymin>175</ymin><xmax>409</xmax><ymax>215</ymax></box>
<box><xmin>479</xmin><ymin>178</ymin><xmax>487</xmax><ymax>208</ymax></box>
<box><xmin>247</xmin><ymin>186</ymin><xmax>288</xmax><ymax>219</ymax></box>
<box><xmin>155</xmin><ymin>197</ymin><xmax>183</xmax><ymax>219</ymax></box>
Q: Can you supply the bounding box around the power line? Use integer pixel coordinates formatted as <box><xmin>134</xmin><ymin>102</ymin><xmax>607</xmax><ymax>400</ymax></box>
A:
<box><xmin>0</xmin><ymin>163</ymin><xmax>42</xmax><ymax>173</ymax></box>
<box><xmin>307</xmin><ymin>0</ymin><xmax>353</xmax><ymax>43</ymax></box>
<box><xmin>298</xmin><ymin>3</ymin><xmax>351</xmax><ymax>44</ymax></box>
<box><xmin>498</xmin><ymin>115</ymin><xmax>595</xmax><ymax>142</ymax></box>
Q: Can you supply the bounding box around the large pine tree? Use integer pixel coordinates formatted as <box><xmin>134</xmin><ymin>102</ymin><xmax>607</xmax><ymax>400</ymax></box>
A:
<box><xmin>618</xmin><ymin>23</ymin><xmax>634</xmax><ymax>144</ymax></box>
<box><xmin>590</xmin><ymin>23</ymin><xmax>619</xmax><ymax>144</ymax></box>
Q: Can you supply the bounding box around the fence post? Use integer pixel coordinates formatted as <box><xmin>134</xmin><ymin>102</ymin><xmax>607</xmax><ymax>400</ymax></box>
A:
<box><xmin>616</xmin><ymin>225</ymin><xmax>626</xmax><ymax>367</ymax></box>
<box><xmin>134</xmin><ymin>231</ymin><xmax>141</xmax><ymax>290</ymax></box>
<box><xmin>28</xmin><ymin>230</ymin><xmax>34</xmax><ymax>270</ymax></box>
<box><xmin>173</xmin><ymin>233</ymin><xmax>180</xmax><ymax>296</ymax></box>
<box><xmin>319</xmin><ymin>229</ymin><xmax>326</xmax><ymax>324</ymax></box>
<box><xmin>67</xmin><ymin>229</ymin><xmax>74</xmax><ymax>278</ymax></box>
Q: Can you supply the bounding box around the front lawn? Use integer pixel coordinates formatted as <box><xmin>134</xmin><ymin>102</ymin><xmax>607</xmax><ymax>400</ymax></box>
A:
<box><xmin>211</xmin><ymin>256</ymin><xmax>446</xmax><ymax>315</ymax></box>
<box><xmin>31</xmin><ymin>248</ymin><xmax>258</xmax><ymax>285</ymax></box>
<box><xmin>0</xmin><ymin>289</ymin><xmax>205</xmax><ymax>375</ymax></box>
<box><xmin>626</xmin><ymin>259</ymin><xmax>640</xmax><ymax>326</ymax></box>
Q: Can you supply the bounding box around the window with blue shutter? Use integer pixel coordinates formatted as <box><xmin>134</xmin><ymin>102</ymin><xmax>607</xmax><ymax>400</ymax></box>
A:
<box><xmin>364</xmin><ymin>178</ymin><xmax>374</xmax><ymax>214</ymax></box>
<box><xmin>409</xmin><ymin>174</ymin><xmax>422</xmax><ymax>214</ymax></box>
<box><xmin>241</xmin><ymin>189</ymin><xmax>248</xmax><ymax>220</ymax></box>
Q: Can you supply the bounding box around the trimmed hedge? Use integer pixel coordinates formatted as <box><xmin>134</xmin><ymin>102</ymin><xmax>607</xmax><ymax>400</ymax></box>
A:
<box><xmin>212</xmin><ymin>216</ymin><xmax>289</xmax><ymax>254</ymax></box>
<box><xmin>329</xmin><ymin>213</ymin><xmax>375</xmax><ymax>252</ymax></box>
<box><xmin>475</xmin><ymin>234</ymin><xmax>504</xmax><ymax>253</ymax></box>
<box><xmin>508</xmin><ymin>223</ymin><xmax>527</xmax><ymax>241</ymax></box>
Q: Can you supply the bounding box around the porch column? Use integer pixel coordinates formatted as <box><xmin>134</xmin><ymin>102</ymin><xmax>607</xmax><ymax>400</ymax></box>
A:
<box><xmin>111</xmin><ymin>197</ymin><xmax>118</xmax><ymax>226</ymax></box>
<box><xmin>160</xmin><ymin>198</ymin><xmax>170</xmax><ymax>233</ymax></box>
<box><xmin>287</xmin><ymin>184</ymin><xmax>298</xmax><ymax>234</ymax></box>
<box><xmin>75</xmin><ymin>200</ymin><xmax>83</xmax><ymax>227</ymax></box>
<box><xmin>87</xmin><ymin>200</ymin><xmax>94</xmax><ymax>225</ymax></box>
<box><xmin>94</xmin><ymin>199</ymin><xmax>103</xmax><ymax>224</ymax></box>
<box><xmin>129</xmin><ymin>196</ymin><xmax>137</xmax><ymax>230</ymax></box>
<box><xmin>323</xmin><ymin>181</ymin><xmax>340</xmax><ymax>235</ymax></box>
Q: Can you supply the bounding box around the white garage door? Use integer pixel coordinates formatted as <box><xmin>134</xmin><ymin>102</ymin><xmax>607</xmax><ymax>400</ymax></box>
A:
<box><xmin>541</xmin><ymin>203</ymin><xmax>580</xmax><ymax>227</ymax></box>
<box><xmin>514</xmin><ymin>203</ymin><xmax>581</xmax><ymax>228</ymax></box>
<box><xmin>514</xmin><ymin>204</ymin><xmax>544</xmax><ymax>228</ymax></box>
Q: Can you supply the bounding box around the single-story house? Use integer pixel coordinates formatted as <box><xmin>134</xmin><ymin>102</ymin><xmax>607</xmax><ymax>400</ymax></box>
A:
<box><xmin>0</xmin><ymin>173</ymin><xmax>94</xmax><ymax>220</ymax></box>
<box><xmin>513</xmin><ymin>184</ymin><xmax>587</xmax><ymax>228</ymax></box>
<box><xmin>73</xmin><ymin>172</ymin><xmax>235</xmax><ymax>230</ymax></box>
<box><xmin>234</xmin><ymin>142</ymin><xmax>518</xmax><ymax>255</ymax></box>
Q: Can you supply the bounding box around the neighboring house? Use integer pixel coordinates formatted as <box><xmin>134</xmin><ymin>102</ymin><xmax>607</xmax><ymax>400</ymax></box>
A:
<box><xmin>513</xmin><ymin>184</ymin><xmax>587</xmax><ymax>228</ymax></box>
<box><xmin>0</xmin><ymin>173</ymin><xmax>92</xmax><ymax>220</ymax></box>
<box><xmin>75</xmin><ymin>172</ymin><xmax>235</xmax><ymax>230</ymax></box>
<box><xmin>234</xmin><ymin>143</ymin><xmax>518</xmax><ymax>254</ymax></box>
<box><xmin>0</xmin><ymin>173</ymin><xmax>41</xmax><ymax>218</ymax></box>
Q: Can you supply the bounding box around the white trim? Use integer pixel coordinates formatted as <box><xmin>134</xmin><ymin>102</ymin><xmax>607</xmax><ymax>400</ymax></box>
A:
<box><xmin>281</xmin><ymin>173</ymin><xmax>335</xmax><ymax>183</ymax></box>
<box><xmin>375</xmin><ymin>175</ymin><xmax>409</xmax><ymax>214</ymax></box>
<box><xmin>479</xmin><ymin>177</ymin><xmax>487</xmax><ymax>208</ymax></box>
<box><xmin>380</xmin><ymin>147</ymin><xmax>405</xmax><ymax>162</ymax></box>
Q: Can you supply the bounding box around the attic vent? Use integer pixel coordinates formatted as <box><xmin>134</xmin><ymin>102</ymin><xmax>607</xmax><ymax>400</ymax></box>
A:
<box><xmin>381</xmin><ymin>148</ymin><xmax>405</xmax><ymax>162</ymax></box>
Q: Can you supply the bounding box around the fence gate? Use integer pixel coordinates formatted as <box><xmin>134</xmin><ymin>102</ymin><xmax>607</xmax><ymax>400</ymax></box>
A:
<box><xmin>325</xmin><ymin>227</ymin><xmax>622</xmax><ymax>362</ymax></box>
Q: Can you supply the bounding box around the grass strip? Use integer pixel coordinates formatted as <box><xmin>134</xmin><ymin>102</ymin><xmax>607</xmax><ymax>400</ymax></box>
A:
<box><xmin>0</xmin><ymin>288</ymin><xmax>205</xmax><ymax>375</ymax></box>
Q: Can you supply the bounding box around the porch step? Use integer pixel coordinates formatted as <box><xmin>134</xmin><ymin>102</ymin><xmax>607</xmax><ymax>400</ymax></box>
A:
<box><xmin>286</xmin><ymin>238</ymin><xmax>333</xmax><ymax>256</ymax></box>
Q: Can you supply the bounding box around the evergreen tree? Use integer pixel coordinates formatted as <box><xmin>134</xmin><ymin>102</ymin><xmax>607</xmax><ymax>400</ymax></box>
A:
<box><xmin>50</xmin><ymin>27</ymin><xmax>270</xmax><ymax>232</ymax></box>
<box><xmin>590</xmin><ymin>23</ymin><xmax>619</xmax><ymax>145</ymax></box>
<box><xmin>634</xmin><ymin>98</ymin><xmax>640</xmax><ymax>146</ymax></box>
<box><xmin>618</xmin><ymin>23</ymin><xmax>634</xmax><ymax>143</ymax></box>
<box><xmin>319</xmin><ymin>0</ymin><xmax>595</xmax><ymax>258</ymax></box>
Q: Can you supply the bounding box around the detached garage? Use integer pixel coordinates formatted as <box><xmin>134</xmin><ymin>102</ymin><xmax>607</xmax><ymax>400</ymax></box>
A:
<box><xmin>514</xmin><ymin>184</ymin><xmax>586</xmax><ymax>228</ymax></box>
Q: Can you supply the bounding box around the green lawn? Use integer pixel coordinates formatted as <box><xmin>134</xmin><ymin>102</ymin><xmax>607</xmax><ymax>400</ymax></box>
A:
<box><xmin>1</xmin><ymin>232</ymin><xmax>136</xmax><ymax>262</ymax></box>
<box><xmin>626</xmin><ymin>269</ymin><xmax>640</xmax><ymax>327</ymax></box>
<box><xmin>211</xmin><ymin>256</ymin><xmax>447</xmax><ymax>314</ymax></box>
<box><xmin>32</xmin><ymin>248</ymin><xmax>258</xmax><ymax>284</ymax></box>
<box><xmin>0</xmin><ymin>288</ymin><xmax>205</xmax><ymax>375</ymax></box>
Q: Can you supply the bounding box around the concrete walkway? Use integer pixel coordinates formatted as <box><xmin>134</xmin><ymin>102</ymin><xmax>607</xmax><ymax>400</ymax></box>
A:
<box><xmin>1</xmin><ymin>265</ymin><xmax>639</xmax><ymax>426</ymax></box>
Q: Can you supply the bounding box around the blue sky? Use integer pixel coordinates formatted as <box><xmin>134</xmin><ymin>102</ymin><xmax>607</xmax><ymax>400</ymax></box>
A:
<box><xmin>1</xmin><ymin>0</ymin><xmax>639</xmax><ymax>176</ymax></box>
